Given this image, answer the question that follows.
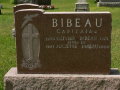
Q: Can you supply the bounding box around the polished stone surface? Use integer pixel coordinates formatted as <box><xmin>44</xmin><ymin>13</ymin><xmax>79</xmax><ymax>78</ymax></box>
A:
<box><xmin>15</xmin><ymin>9</ymin><xmax>111</xmax><ymax>74</ymax></box>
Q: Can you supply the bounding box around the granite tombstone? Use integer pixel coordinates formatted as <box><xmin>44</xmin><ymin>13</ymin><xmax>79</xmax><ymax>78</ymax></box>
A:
<box><xmin>15</xmin><ymin>0</ymin><xmax>51</xmax><ymax>5</ymax></box>
<box><xmin>32</xmin><ymin>0</ymin><xmax>53</xmax><ymax>9</ymax></box>
<box><xmin>16</xmin><ymin>0</ymin><xmax>33</xmax><ymax>4</ymax></box>
<box><xmin>36</xmin><ymin>0</ymin><xmax>51</xmax><ymax>5</ymax></box>
<box><xmin>75</xmin><ymin>0</ymin><xmax>89</xmax><ymax>12</ymax></box>
<box><xmin>15</xmin><ymin>9</ymin><xmax>112</xmax><ymax>74</ymax></box>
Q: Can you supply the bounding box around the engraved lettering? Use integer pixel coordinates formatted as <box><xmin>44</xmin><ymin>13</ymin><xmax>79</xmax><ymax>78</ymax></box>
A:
<box><xmin>61</xmin><ymin>18</ymin><xmax>64</xmax><ymax>27</ymax></box>
<box><xmin>75</xmin><ymin>18</ymin><xmax>81</xmax><ymax>27</ymax></box>
<box><xmin>96</xmin><ymin>18</ymin><xmax>102</xmax><ymax>27</ymax></box>
<box><xmin>52</xmin><ymin>18</ymin><xmax>103</xmax><ymax>28</ymax></box>
<box><xmin>67</xmin><ymin>19</ymin><xmax>72</xmax><ymax>27</ymax></box>
<box><xmin>85</xmin><ymin>18</ymin><xmax>91</xmax><ymax>27</ymax></box>
<box><xmin>52</xmin><ymin>18</ymin><xmax>58</xmax><ymax>27</ymax></box>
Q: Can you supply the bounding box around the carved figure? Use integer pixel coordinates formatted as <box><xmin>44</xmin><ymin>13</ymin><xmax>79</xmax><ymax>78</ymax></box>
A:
<box><xmin>21</xmin><ymin>14</ymin><xmax>40</xmax><ymax>70</ymax></box>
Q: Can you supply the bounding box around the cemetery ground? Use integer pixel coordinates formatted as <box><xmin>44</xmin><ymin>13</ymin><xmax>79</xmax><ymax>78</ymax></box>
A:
<box><xmin>0</xmin><ymin>0</ymin><xmax>120</xmax><ymax>89</ymax></box>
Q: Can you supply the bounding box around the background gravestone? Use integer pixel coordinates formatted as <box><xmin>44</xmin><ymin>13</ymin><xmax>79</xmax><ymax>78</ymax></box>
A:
<box><xmin>75</xmin><ymin>0</ymin><xmax>90</xmax><ymax>12</ymax></box>
<box><xmin>16</xmin><ymin>0</ymin><xmax>32</xmax><ymax>4</ymax></box>
<box><xmin>36</xmin><ymin>0</ymin><xmax>51</xmax><ymax>5</ymax></box>
<box><xmin>97</xmin><ymin>0</ymin><xmax>120</xmax><ymax>7</ymax></box>
<box><xmin>15</xmin><ymin>0</ymin><xmax>51</xmax><ymax>5</ymax></box>
<box><xmin>15</xmin><ymin>9</ymin><xmax>112</xmax><ymax>74</ymax></box>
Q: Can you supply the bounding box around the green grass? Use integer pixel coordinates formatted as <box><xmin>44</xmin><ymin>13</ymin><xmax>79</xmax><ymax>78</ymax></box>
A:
<box><xmin>0</xmin><ymin>3</ymin><xmax>16</xmax><ymax>90</ymax></box>
<box><xmin>0</xmin><ymin>0</ymin><xmax>120</xmax><ymax>89</ymax></box>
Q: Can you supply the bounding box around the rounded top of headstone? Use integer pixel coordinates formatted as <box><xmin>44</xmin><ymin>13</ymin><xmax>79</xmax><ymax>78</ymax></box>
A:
<box><xmin>14</xmin><ymin>3</ymin><xmax>39</xmax><ymax>8</ymax></box>
<box><xmin>13</xmin><ymin>4</ymin><xmax>40</xmax><ymax>13</ymax></box>
<box><xmin>15</xmin><ymin>9</ymin><xmax>45</xmax><ymax>15</ymax></box>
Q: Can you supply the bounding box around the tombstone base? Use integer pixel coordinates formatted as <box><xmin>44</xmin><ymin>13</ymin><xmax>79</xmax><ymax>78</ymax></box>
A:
<box><xmin>4</xmin><ymin>67</ymin><xmax>120</xmax><ymax>90</ymax></box>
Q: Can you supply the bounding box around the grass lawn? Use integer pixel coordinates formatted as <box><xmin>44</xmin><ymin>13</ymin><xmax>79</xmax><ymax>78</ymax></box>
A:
<box><xmin>0</xmin><ymin>0</ymin><xmax>120</xmax><ymax>89</ymax></box>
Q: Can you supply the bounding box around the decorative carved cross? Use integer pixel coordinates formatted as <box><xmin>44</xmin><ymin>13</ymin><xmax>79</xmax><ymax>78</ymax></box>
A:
<box><xmin>22</xmin><ymin>23</ymin><xmax>39</xmax><ymax>61</ymax></box>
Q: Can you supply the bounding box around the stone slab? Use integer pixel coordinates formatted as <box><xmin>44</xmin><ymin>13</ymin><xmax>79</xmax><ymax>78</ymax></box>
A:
<box><xmin>97</xmin><ymin>2</ymin><xmax>120</xmax><ymax>7</ymax></box>
<box><xmin>4</xmin><ymin>67</ymin><xmax>120</xmax><ymax>90</ymax></box>
<box><xmin>100</xmin><ymin>0</ymin><xmax>120</xmax><ymax>2</ymax></box>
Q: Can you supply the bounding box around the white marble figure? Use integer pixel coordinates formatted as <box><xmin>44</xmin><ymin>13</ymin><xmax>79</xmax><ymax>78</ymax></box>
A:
<box><xmin>21</xmin><ymin>14</ymin><xmax>40</xmax><ymax>70</ymax></box>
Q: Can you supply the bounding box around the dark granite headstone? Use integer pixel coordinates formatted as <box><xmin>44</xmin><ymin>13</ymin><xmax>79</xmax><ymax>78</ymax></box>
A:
<box><xmin>39</xmin><ymin>0</ymin><xmax>51</xmax><ymax>5</ymax></box>
<box><xmin>32</xmin><ymin>0</ymin><xmax>51</xmax><ymax>5</ymax></box>
<box><xmin>15</xmin><ymin>0</ymin><xmax>51</xmax><ymax>5</ymax></box>
<box><xmin>16</xmin><ymin>0</ymin><xmax>33</xmax><ymax>4</ymax></box>
<box><xmin>15</xmin><ymin>9</ymin><xmax>112</xmax><ymax>74</ymax></box>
